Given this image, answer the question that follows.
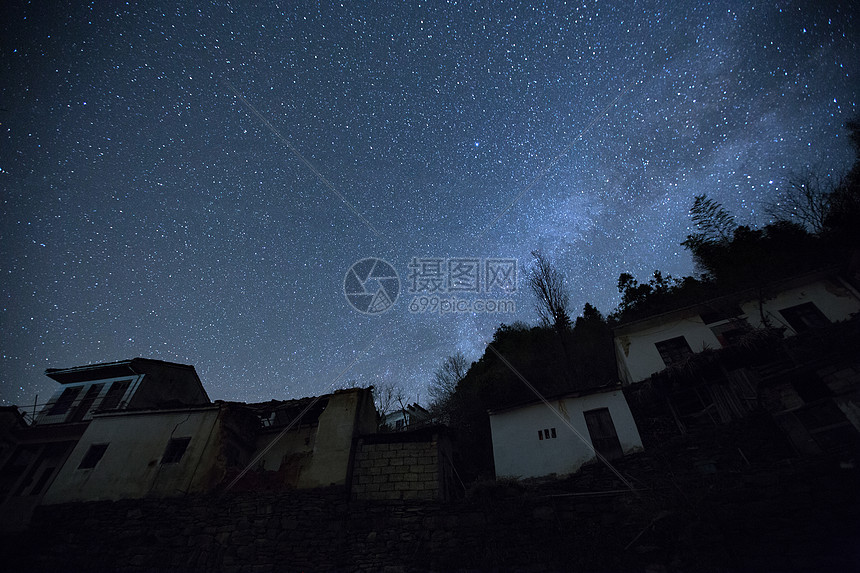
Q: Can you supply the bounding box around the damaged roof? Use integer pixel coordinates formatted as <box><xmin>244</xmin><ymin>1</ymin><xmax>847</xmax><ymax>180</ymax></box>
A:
<box><xmin>234</xmin><ymin>395</ymin><xmax>330</xmax><ymax>429</ymax></box>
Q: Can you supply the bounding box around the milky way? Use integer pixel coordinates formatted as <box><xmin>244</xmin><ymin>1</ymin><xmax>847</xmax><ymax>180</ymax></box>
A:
<box><xmin>2</xmin><ymin>1</ymin><xmax>857</xmax><ymax>407</ymax></box>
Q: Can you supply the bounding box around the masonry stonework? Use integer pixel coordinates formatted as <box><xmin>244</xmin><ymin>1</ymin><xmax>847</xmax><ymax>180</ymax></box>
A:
<box><xmin>5</xmin><ymin>452</ymin><xmax>859</xmax><ymax>572</ymax></box>
<box><xmin>352</xmin><ymin>440</ymin><xmax>441</xmax><ymax>501</ymax></box>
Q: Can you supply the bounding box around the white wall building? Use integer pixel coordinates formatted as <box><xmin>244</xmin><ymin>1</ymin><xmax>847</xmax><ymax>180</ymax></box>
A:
<box><xmin>489</xmin><ymin>387</ymin><xmax>643</xmax><ymax>480</ymax></box>
<box><xmin>614</xmin><ymin>271</ymin><xmax>860</xmax><ymax>385</ymax></box>
<box><xmin>43</xmin><ymin>405</ymin><xmax>228</xmax><ymax>504</ymax></box>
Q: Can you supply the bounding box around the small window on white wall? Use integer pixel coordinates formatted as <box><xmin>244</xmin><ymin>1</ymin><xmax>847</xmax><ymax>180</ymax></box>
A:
<box><xmin>538</xmin><ymin>428</ymin><xmax>557</xmax><ymax>440</ymax></box>
<box><xmin>161</xmin><ymin>438</ymin><xmax>191</xmax><ymax>464</ymax></box>
<box><xmin>655</xmin><ymin>336</ymin><xmax>693</xmax><ymax>367</ymax></box>
<box><xmin>779</xmin><ymin>302</ymin><xmax>830</xmax><ymax>333</ymax></box>
<box><xmin>78</xmin><ymin>444</ymin><xmax>108</xmax><ymax>469</ymax></box>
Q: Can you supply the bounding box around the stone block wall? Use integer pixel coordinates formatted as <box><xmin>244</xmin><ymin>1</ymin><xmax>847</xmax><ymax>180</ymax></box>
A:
<box><xmin>6</xmin><ymin>452</ymin><xmax>860</xmax><ymax>573</ymax></box>
<box><xmin>351</xmin><ymin>431</ymin><xmax>446</xmax><ymax>501</ymax></box>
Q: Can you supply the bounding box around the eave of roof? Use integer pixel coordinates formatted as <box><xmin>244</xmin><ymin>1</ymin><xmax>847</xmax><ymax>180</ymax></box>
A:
<box><xmin>487</xmin><ymin>382</ymin><xmax>624</xmax><ymax>416</ymax></box>
<box><xmin>44</xmin><ymin>358</ymin><xmax>196</xmax><ymax>384</ymax></box>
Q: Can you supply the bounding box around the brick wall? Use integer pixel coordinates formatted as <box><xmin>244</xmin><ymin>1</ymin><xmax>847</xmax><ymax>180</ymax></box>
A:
<box><xmin>351</xmin><ymin>430</ymin><xmax>449</xmax><ymax>501</ymax></box>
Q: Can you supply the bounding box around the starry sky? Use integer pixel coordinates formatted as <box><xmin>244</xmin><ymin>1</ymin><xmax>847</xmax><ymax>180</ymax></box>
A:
<box><xmin>2</xmin><ymin>1</ymin><xmax>858</xmax><ymax>409</ymax></box>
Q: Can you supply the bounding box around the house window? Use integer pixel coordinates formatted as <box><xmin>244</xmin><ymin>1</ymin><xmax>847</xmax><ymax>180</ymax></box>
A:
<box><xmin>583</xmin><ymin>408</ymin><xmax>623</xmax><ymax>461</ymax></box>
<box><xmin>779</xmin><ymin>302</ymin><xmax>830</xmax><ymax>333</ymax></box>
<box><xmin>67</xmin><ymin>384</ymin><xmax>104</xmax><ymax>423</ymax></box>
<box><xmin>161</xmin><ymin>437</ymin><xmax>191</xmax><ymax>464</ymax></box>
<box><xmin>47</xmin><ymin>386</ymin><xmax>82</xmax><ymax>416</ymax></box>
<box><xmin>30</xmin><ymin>466</ymin><xmax>56</xmax><ymax>496</ymax></box>
<box><xmin>19</xmin><ymin>442</ymin><xmax>74</xmax><ymax>496</ymax></box>
<box><xmin>100</xmin><ymin>380</ymin><xmax>131</xmax><ymax>411</ymax></box>
<box><xmin>654</xmin><ymin>336</ymin><xmax>693</xmax><ymax>367</ymax></box>
<box><xmin>710</xmin><ymin>319</ymin><xmax>751</xmax><ymax>347</ymax></box>
<box><xmin>0</xmin><ymin>446</ymin><xmax>38</xmax><ymax>500</ymax></box>
<box><xmin>78</xmin><ymin>444</ymin><xmax>109</xmax><ymax>469</ymax></box>
<box><xmin>538</xmin><ymin>428</ymin><xmax>557</xmax><ymax>440</ymax></box>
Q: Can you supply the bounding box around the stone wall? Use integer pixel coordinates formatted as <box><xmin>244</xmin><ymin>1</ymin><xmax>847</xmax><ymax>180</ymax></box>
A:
<box><xmin>5</xmin><ymin>454</ymin><xmax>859</xmax><ymax>573</ymax></box>
<box><xmin>6</xmin><ymin>415</ymin><xmax>860</xmax><ymax>572</ymax></box>
<box><xmin>351</xmin><ymin>428</ymin><xmax>452</xmax><ymax>501</ymax></box>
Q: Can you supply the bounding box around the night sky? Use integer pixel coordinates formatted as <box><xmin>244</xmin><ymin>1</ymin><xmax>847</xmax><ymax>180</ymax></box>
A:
<box><xmin>2</xmin><ymin>1</ymin><xmax>857</xmax><ymax>409</ymax></box>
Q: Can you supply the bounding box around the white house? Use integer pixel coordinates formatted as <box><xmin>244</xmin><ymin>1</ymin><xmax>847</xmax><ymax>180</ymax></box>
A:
<box><xmin>489</xmin><ymin>387</ymin><xmax>643</xmax><ymax>480</ymax></box>
<box><xmin>0</xmin><ymin>358</ymin><xmax>212</xmax><ymax>530</ymax></box>
<box><xmin>1</xmin><ymin>359</ymin><xmax>379</xmax><ymax>529</ymax></box>
<box><xmin>381</xmin><ymin>403</ymin><xmax>430</xmax><ymax>431</ymax></box>
<box><xmin>41</xmin><ymin>404</ymin><xmax>250</xmax><ymax>504</ymax></box>
<box><xmin>614</xmin><ymin>270</ymin><xmax>860</xmax><ymax>385</ymax></box>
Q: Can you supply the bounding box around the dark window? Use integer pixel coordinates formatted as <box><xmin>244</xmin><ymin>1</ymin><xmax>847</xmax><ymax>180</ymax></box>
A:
<box><xmin>583</xmin><ymin>408</ymin><xmax>624</xmax><ymax>461</ymax></box>
<box><xmin>711</xmin><ymin>319</ymin><xmax>751</xmax><ymax>347</ymax></box>
<box><xmin>161</xmin><ymin>437</ymin><xmax>191</xmax><ymax>464</ymax></box>
<box><xmin>14</xmin><ymin>463</ymin><xmax>39</xmax><ymax>496</ymax></box>
<box><xmin>19</xmin><ymin>442</ymin><xmax>72</xmax><ymax>496</ymax></box>
<box><xmin>78</xmin><ymin>444</ymin><xmax>108</xmax><ymax>469</ymax></box>
<box><xmin>67</xmin><ymin>384</ymin><xmax>104</xmax><ymax>423</ymax></box>
<box><xmin>30</xmin><ymin>466</ymin><xmax>56</xmax><ymax>496</ymax></box>
<box><xmin>539</xmin><ymin>428</ymin><xmax>557</xmax><ymax>440</ymax></box>
<box><xmin>0</xmin><ymin>446</ymin><xmax>38</xmax><ymax>501</ymax></box>
<box><xmin>655</xmin><ymin>336</ymin><xmax>694</xmax><ymax>367</ymax></box>
<box><xmin>47</xmin><ymin>386</ymin><xmax>82</xmax><ymax>416</ymax></box>
<box><xmin>100</xmin><ymin>380</ymin><xmax>131</xmax><ymax>410</ymax></box>
<box><xmin>779</xmin><ymin>302</ymin><xmax>830</xmax><ymax>333</ymax></box>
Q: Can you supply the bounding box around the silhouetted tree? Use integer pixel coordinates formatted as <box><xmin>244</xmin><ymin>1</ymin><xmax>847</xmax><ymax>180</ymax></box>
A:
<box><xmin>768</xmin><ymin>169</ymin><xmax>833</xmax><ymax>233</ymax></box>
<box><xmin>686</xmin><ymin>194</ymin><xmax>737</xmax><ymax>243</ymax></box>
<box><xmin>821</xmin><ymin>118</ymin><xmax>860</xmax><ymax>247</ymax></box>
<box><xmin>616</xmin><ymin>270</ymin><xmax>682</xmax><ymax>315</ymax></box>
<box><xmin>570</xmin><ymin>303</ymin><xmax>616</xmax><ymax>385</ymax></box>
<box><xmin>428</xmin><ymin>352</ymin><xmax>468</xmax><ymax>425</ymax></box>
<box><xmin>373</xmin><ymin>381</ymin><xmax>406</xmax><ymax>419</ymax></box>
<box><xmin>527</xmin><ymin>250</ymin><xmax>571</xmax><ymax>332</ymax></box>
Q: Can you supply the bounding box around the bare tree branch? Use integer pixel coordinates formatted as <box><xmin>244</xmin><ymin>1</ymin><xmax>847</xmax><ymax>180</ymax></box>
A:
<box><xmin>767</xmin><ymin>169</ymin><xmax>834</xmax><ymax>233</ymax></box>
<box><xmin>429</xmin><ymin>352</ymin><xmax>467</xmax><ymax>402</ymax></box>
<box><xmin>428</xmin><ymin>352</ymin><xmax>468</xmax><ymax>425</ymax></box>
<box><xmin>528</xmin><ymin>250</ymin><xmax>571</xmax><ymax>332</ymax></box>
<box><xmin>373</xmin><ymin>381</ymin><xmax>405</xmax><ymax>418</ymax></box>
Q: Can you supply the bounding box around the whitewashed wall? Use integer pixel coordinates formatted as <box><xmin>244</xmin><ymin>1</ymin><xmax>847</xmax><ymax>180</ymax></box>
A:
<box><xmin>743</xmin><ymin>278</ymin><xmax>860</xmax><ymax>332</ymax></box>
<box><xmin>43</xmin><ymin>406</ymin><xmax>221</xmax><ymax>504</ymax></box>
<box><xmin>615</xmin><ymin>277</ymin><xmax>860</xmax><ymax>384</ymax></box>
<box><xmin>615</xmin><ymin>308</ymin><xmax>719</xmax><ymax>384</ymax></box>
<box><xmin>490</xmin><ymin>390</ymin><xmax>643</xmax><ymax>480</ymax></box>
